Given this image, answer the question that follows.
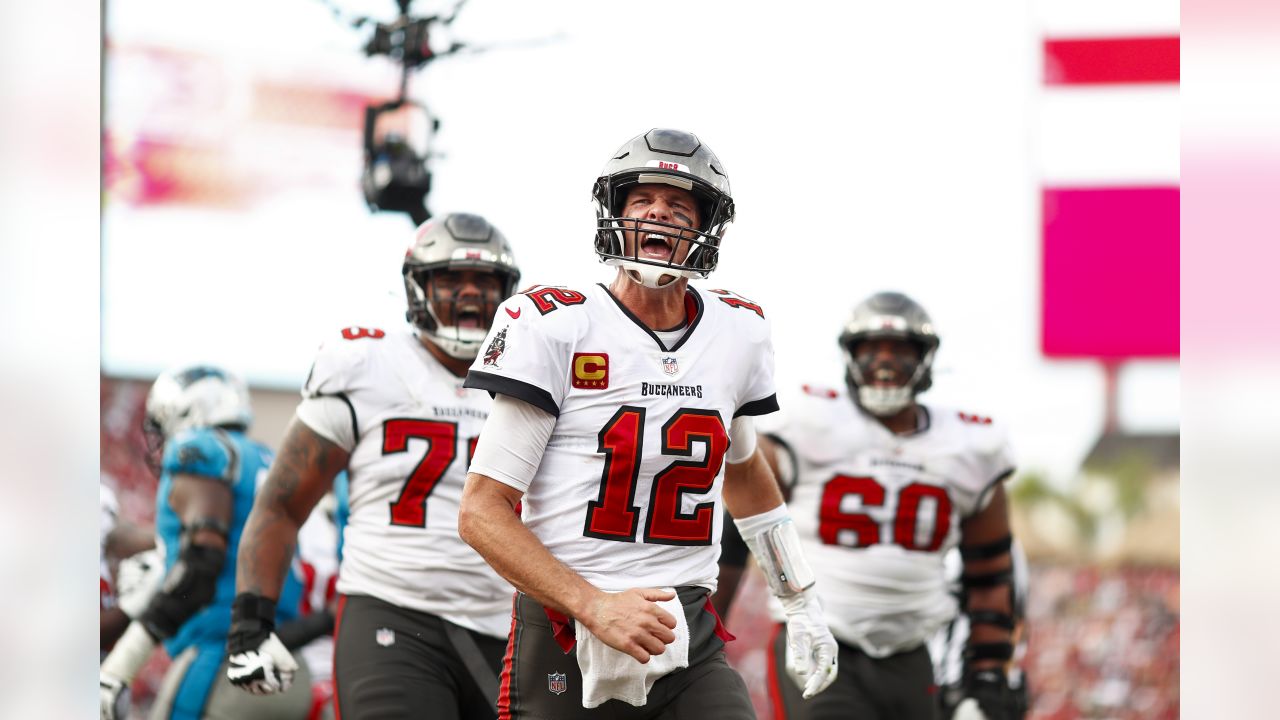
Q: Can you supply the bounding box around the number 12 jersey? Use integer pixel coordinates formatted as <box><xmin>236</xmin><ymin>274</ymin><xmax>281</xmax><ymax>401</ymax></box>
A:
<box><xmin>466</xmin><ymin>283</ymin><xmax>779</xmax><ymax>593</ymax></box>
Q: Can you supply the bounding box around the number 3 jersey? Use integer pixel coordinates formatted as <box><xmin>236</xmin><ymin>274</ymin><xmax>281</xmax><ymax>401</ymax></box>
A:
<box><xmin>759</xmin><ymin>384</ymin><xmax>1015</xmax><ymax>657</ymax></box>
<box><xmin>300</xmin><ymin>327</ymin><xmax>514</xmax><ymax>638</ymax></box>
<box><xmin>465</xmin><ymin>283</ymin><xmax>779</xmax><ymax>593</ymax></box>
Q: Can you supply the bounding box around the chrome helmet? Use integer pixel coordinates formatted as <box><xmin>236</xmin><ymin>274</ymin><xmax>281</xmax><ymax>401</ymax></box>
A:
<box><xmin>403</xmin><ymin>212</ymin><xmax>521</xmax><ymax>359</ymax></box>
<box><xmin>839</xmin><ymin>292</ymin><xmax>939</xmax><ymax>417</ymax></box>
<box><xmin>592</xmin><ymin>128</ymin><xmax>735</xmax><ymax>288</ymax></box>
<box><xmin>143</xmin><ymin>365</ymin><xmax>252</xmax><ymax>470</ymax></box>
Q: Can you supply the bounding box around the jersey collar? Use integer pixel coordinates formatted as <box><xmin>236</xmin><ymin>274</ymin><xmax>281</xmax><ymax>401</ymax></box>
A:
<box><xmin>597</xmin><ymin>283</ymin><xmax>705</xmax><ymax>353</ymax></box>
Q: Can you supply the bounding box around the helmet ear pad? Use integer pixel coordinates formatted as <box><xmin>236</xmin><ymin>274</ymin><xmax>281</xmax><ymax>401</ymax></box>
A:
<box><xmin>403</xmin><ymin>267</ymin><xmax>436</xmax><ymax>332</ymax></box>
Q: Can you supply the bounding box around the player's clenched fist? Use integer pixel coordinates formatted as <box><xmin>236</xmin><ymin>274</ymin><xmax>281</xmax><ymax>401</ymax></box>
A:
<box><xmin>226</xmin><ymin>593</ymin><xmax>298</xmax><ymax>694</ymax></box>
<box><xmin>582</xmin><ymin>588</ymin><xmax>679</xmax><ymax>663</ymax></box>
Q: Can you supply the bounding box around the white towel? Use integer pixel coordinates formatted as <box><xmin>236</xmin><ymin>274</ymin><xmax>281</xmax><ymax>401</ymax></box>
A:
<box><xmin>575</xmin><ymin>589</ymin><xmax>690</xmax><ymax>708</ymax></box>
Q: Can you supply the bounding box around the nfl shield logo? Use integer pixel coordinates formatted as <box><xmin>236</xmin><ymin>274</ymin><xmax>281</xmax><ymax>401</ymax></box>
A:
<box><xmin>547</xmin><ymin>672</ymin><xmax>567</xmax><ymax>695</ymax></box>
<box><xmin>662</xmin><ymin>356</ymin><xmax>678</xmax><ymax>376</ymax></box>
<box><xmin>375</xmin><ymin>628</ymin><xmax>395</xmax><ymax>647</ymax></box>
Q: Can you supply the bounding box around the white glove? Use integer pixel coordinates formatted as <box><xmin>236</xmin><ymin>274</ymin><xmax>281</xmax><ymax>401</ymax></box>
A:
<box><xmin>115</xmin><ymin>549</ymin><xmax>164</xmax><ymax>619</ymax></box>
<box><xmin>780</xmin><ymin>589</ymin><xmax>838</xmax><ymax>699</ymax></box>
<box><xmin>100</xmin><ymin>623</ymin><xmax>155</xmax><ymax>719</ymax></box>
<box><xmin>227</xmin><ymin>632</ymin><xmax>298</xmax><ymax>695</ymax></box>
<box><xmin>953</xmin><ymin>698</ymin><xmax>991</xmax><ymax>720</ymax></box>
<box><xmin>99</xmin><ymin>672</ymin><xmax>129</xmax><ymax>720</ymax></box>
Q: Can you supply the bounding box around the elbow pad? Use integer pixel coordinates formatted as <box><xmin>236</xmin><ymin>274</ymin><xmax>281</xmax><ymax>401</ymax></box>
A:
<box><xmin>736</xmin><ymin>507</ymin><xmax>815</xmax><ymax>597</ymax></box>
<box><xmin>140</xmin><ymin>542</ymin><xmax>226</xmax><ymax>640</ymax></box>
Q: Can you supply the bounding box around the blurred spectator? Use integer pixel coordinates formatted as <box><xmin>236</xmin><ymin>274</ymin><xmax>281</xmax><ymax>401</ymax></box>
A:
<box><xmin>1019</xmin><ymin>565</ymin><xmax>1178</xmax><ymax>720</ymax></box>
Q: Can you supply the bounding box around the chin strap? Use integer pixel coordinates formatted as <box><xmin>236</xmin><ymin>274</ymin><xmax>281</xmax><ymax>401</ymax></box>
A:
<box><xmin>621</xmin><ymin>263</ymin><xmax>683</xmax><ymax>289</ymax></box>
<box><xmin>856</xmin><ymin>385</ymin><xmax>913</xmax><ymax>416</ymax></box>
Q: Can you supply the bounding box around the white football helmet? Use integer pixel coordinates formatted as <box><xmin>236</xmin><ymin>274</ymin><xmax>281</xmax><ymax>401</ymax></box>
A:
<box><xmin>592</xmin><ymin>128</ymin><xmax>735</xmax><ymax>288</ymax></box>
<box><xmin>403</xmin><ymin>212</ymin><xmax>521</xmax><ymax>360</ymax></box>
<box><xmin>839</xmin><ymin>292</ymin><xmax>939</xmax><ymax>417</ymax></box>
<box><xmin>145</xmin><ymin>365</ymin><xmax>253</xmax><ymax>438</ymax></box>
<box><xmin>143</xmin><ymin>365</ymin><xmax>253</xmax><ymax>471</ymax></box>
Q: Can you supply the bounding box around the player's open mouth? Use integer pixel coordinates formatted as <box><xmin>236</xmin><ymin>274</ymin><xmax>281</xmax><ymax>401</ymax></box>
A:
<box><xmin>456</xmin><ymin>307</ymin><xmax>483</xmax><ymax>329</ymax></box>
<box><xmin>871</xmin><ymin>367</ymin><xmax>901</xmax><ymax>387</ymax></box>
<box><xmin>641</xmin><ymin>233</ymin><xmax>673</xmax><ymax>260</ymax></box>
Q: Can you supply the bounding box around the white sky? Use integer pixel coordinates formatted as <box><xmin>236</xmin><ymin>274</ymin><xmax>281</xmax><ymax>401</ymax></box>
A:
<box><xmin>102</xmin><ymin>0</ymin><xmax>1180</xmax><ymax>485</ymax></box>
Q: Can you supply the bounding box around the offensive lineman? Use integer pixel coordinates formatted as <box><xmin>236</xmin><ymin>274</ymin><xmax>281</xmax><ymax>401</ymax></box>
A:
<box><xmin>100</xmin><ymin>366</ymin><xmax>311</xmax><ymax>720</ymax></box>
<box><xmin>458</xmin><ymin>128</ymin><xmax>838</xmax><ymax>719</ymax></box>
<box><xmin>756</xmin><ymin>291</ymin><xmax>1022</xmax><ymax>720</ymax></box>
<box><xmin>226</xmin><ymin>213</ymin><xmax>522</xmax><ymax>719</ymax></box>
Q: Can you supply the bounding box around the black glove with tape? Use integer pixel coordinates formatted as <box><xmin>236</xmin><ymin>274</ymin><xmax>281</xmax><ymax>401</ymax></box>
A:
<box><xmin>226</xmin><ymin>593</ymin><xmax>298</xmax><ymax>695</ymax></box>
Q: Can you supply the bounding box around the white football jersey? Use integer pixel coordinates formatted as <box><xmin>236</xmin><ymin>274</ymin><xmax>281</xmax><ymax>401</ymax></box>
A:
<box><xmin>759</xmin><ymin>383</ymin><xmax>1015</xmax><ymax>657</ymax></box>
<box><xmin>301</xmin><ymin>326</ymin><xmax>513</xmax><ymax>638</ymax></box>
<box><xmin>465</xmin><ymin>283</ymin><xmax>778</xmax><ymax>593</ymax></box>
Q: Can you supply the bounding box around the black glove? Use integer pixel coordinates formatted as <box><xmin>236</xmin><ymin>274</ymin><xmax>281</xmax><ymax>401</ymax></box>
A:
<box><xmin>226</xmin><ymin>593</ymin><xmax>298</xmax><ymax>695</ymax></box>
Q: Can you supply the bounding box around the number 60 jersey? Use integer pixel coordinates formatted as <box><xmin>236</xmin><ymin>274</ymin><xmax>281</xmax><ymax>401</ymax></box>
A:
<box><xmin>465</xmin><ymin>284</ymin><xmax>778</xmax><ymax>594</ymax></box>
<box><xmin>300</xmin><ymin>326</ymin><xmax>513</xmax><ymax>638</ymax></box>
<box><xmin>758</xmin><ymin>384</ymin><xmax>1015</xmax><ymax>658</ymax></box>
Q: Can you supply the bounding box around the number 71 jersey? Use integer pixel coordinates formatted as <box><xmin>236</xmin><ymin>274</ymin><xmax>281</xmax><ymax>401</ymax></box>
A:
<box><xmin>466</xmin><ymin>283</ymin><xmax>778</xmax><ymax>593</ymax></box>
<box><xmin>302</xmin><ymin>327</ymin><xmax>512</xmax><ymax>638</ymax></box>
<box><xmin>759</xmin><ymin>383</ymin><xmax>1015</xmax><ymax>657</ymax></box>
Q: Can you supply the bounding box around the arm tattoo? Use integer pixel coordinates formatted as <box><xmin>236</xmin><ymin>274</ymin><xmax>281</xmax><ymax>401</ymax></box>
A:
<box><xmin>236</xmin><ymin>420</ymin><xmax>348</xmax><ymax>598</ymax></box>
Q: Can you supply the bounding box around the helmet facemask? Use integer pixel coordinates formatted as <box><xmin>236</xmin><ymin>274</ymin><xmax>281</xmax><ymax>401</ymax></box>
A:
<box><xmin>404</xmin><ymin>265</ymin><xmax>516</xmax><ymax>360</ymax></box>
<box><xmin>592</xmin><ymin>129</ymin><xmax>735</xmax><ymax>289</ymax></box>
<box><xmin>402</xmin><ymin>213</ymin><xmax>521</xmax><ymax>358</ymax></box>
<box><xmin>838</xmin><ymin>291</ymin><xmax>940</xmax><ymax>419</ymax></box>
<box><xmin>142</xmin><ymin>415</ymin><xmax>168</xmax><ymax>477</ymax></box>
<box><xmin>842</xmin><ymin>336</ymin><xmax>935</xmax><ymax>417</ymax></box>
<box><xmin>594</xmin><ymin>173</ymin><xmax>733</xmax><ymax>289</ymax></box>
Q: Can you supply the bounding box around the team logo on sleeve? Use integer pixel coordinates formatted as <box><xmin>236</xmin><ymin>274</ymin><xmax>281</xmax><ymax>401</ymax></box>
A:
<box><xmin>662</xmin><ymin>356</ymin><xmax>678</xmax><ymax>376</ymax></box>
<box><xmin>177</xmin><ymin>445</ymin><xmax>207</xmax><ymax>466</ymax></box>
<box><xmin>482</xmin><ymin>326</ymin><xmax>508</xmax><ymax>368</ymax></box>
<box><xmin>547</xmin><ymin>672</ymin><xmax>567</xmax><ymax>695</ymax></box>
<box><xmin>571</xmin><ymin>353</ymin><xmax>609</xmax><ymax>390</ymax></box>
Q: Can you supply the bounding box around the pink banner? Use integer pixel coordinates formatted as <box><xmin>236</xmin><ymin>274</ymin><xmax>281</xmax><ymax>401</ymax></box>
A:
<box><xmin>1041</xmin><ymin>187</ymin><xmax>1180</xmax><ymax>358</ymax></box>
